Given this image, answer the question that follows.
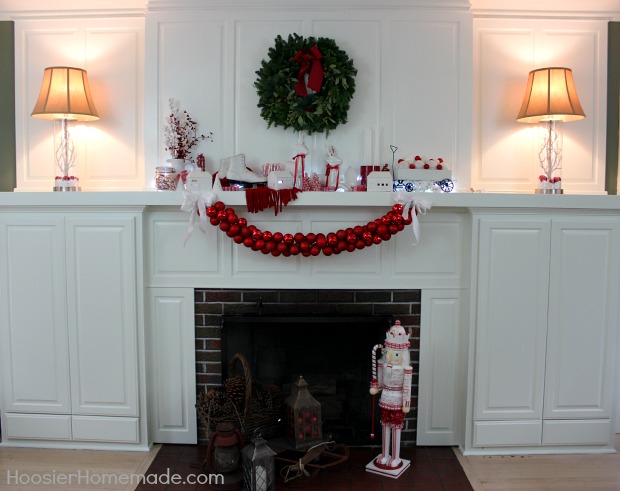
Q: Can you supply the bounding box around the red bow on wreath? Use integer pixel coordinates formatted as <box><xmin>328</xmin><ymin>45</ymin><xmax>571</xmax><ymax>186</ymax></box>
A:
<box><xmin>292</xmin><ymin>45</ymin><xmax>324</xmax><ymax>96</ymax></box>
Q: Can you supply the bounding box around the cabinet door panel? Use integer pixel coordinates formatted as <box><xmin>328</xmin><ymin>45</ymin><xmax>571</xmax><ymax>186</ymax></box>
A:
<box><xmin>544</xmin><ymin>219</ymin><xmax>620</xmax><ymax>419</ymax></box>
<box><xmin>474</xmin><ymin>219</ymin><xmax>550</xmax><ymax>421</ymax></box>
<box><xmin>66</xmin><ymin>216</ymin><xmax>138</xmax><ymax>416</ymax></box>
<box><xmin>0</xmin><ymin>216</ymin><xmax>71</xmax><ymax>413</ymax></box>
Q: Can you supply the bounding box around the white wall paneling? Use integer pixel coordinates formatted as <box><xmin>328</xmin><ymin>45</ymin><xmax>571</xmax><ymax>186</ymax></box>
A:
<box><xmin>473</xmin><ymin>18</ymin><xmax>608</xmax><ymax>194</ymax></box>
<box><xmin>14</xmin><ymin>17</ymin><xmax>144</xmax><ymax>191</ymax></box>
<box><xmin>145</xmin><ymin>8</ymin><xmax>473</xmax><ymax>190</ymax></box>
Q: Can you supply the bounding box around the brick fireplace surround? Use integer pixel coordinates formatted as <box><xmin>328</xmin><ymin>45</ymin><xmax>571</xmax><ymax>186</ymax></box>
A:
<box><xmin>194</xmin><ymin>288</ymin><xmax>421</xmax><ymax>444</ymax></box>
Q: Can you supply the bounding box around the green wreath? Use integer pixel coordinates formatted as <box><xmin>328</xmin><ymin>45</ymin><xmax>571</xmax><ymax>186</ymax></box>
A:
<box><xmin>254</xmin><ymin>33</ymin><xmax>357</xmax><ymax>135</ymax></box>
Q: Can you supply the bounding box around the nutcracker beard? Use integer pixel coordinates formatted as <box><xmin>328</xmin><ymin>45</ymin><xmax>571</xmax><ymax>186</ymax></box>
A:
<box><xmin>375</xmin><ymin>408</ymin><xmax>406</xmax><ymax>469</ymax></box>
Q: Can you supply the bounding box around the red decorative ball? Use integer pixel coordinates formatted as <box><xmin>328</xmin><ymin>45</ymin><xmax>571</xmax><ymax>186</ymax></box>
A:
<box><xmin>206</xmin><ymin>206</ymin><xmax>217</xmax><ymax>218</ymax></box>
<box><xmin>255</xmin><ymin>239</ymin><xmax>265</xmax><ymax>250</ymax></box>
<box><xmin>219</xmin><ymin>222</ymin><xmax>230</xmax><ymax>232</ymax></box>
<box><xmin>393</xmin><ymin>204</ymin><xmax>404</xmax><ymax>214</ymax></box>
<box><xmin>337</xmin><ymin>240</ymin><xmax>348</xmax><ymax>252</ymax></box>
<box><xmin>353</xmin><ymin>225</ymin><xmax>364</xmax><ymax>236</ymax></box>
<box><xmin>377</xmin><ymin>224</ymin><xmax>388</xmax><ymax>236</ymax></box>
<box><xmin>294</xmin><ymin>232</ymin><xmax>305</xmax><ymax>244</ymax></box>
<box><xmin>381</xmin><ymin>215</ymin><xmax>391</xmax><ymax>225</ymax></box>
<box><xmin>214</xmin><ymin>201</ymin><xmax>225</xmax><ymax>211</ymax></box>
<box><xmin>217</xmin><ymin>210</ymin><xmax>228</xmax><ymax>222</ymax></box>
<box><xmin>362</xmin><ymin>231</ymin><xmax>373</xmax><ymax>242</ymax></box>
<box><xmin>355</xmin><ymin>240</ymin><xmax>365</xmax><ymax>250</ymax></box>
<box><xmin>346</xmin><ymin>233</ymin><xmax>357</xmax><ymax>244</ymax></box>
<box><xmin>290</xmin><ymin>244</ymin><xmax>300</xmax><ymax>255</ymax></box>
<box><xmin>327</xmin><ymin>233</ymin><xmax>338</xmax><ymax>246</ymax></box>
<box><xmin>392</xmin><ymin>214</ymin><xmax>403</xmax><ymax>225</ymax></box>
<box><xmin>397</xmin><ymin>222</ymin><xmax>405</xmax><ymax>231</ymax></box>
<box><xmin>264</xmin><ymin>240</ymin><xmax>276</xmax><ymax>252</ymax></box>
<box><xmin>373</xmin><ymin>235</ymin><xmax>382</xmax><ymax>244</ymax></box>
<box><xmin>346</xmin><ymin>243</ymin><xmax>356</xmax><ymax>253</ymax></box>
<box><xmin>316</xmin><ymin>234</ymin><xmax>327</xmax><ymax>248</ymax></box>
<box><xmin>306</xmin><ymin>232</ymin><xmax>317</xmax><ymax>244</ymax></box>
<box><xmin>252</xmin><ymin>229</ymin><xmax>263</xmax><ymax>239</ymax></box>
<box><xmin>243</xmin><ymin>237</ymin><xmax>254</xmax><ymax>248</ymax></box>
<box><xmin>241</xmin><ymin>226</ymin><xmax>252</xmax><ymax>237</ymax></box>
<box><xmin>389</xmin><ymin>224</ymin><xmax>398</xmax><ymax>235</ymax></box>
<box><xmin>403</xmin><ymin>213</ymin><xmax>413</xmax><ymax>225</ymax></box>
<box><xmin>277</xmin><ymin>242</ymin><xmax>288</xmax><ymax>254</ymax></box>
<box><xmin>336</xmin><ymin>229</ymin><xmax>347</xmax><ymax>241</ymax></box>
<box><xmin>322</xmin><ymin>246</ymin><xmax>333</xmax><ymax>256</ymax></box>
<box><xmin>210</xmin><ymin>217</ymin><xmax>219</xmax><ymax>226</ymax></box>
<box><xmin>228</xmin><ymin>224</ymin><xmax>240</xmax><ymax>237</ymax></box>
<box><xmin>238</xmin><ymin>217</ymin><xmax>247</xmax><ymax>227</ymax></box>
<box><xmin>233</xmin><ymin>235</ymin><xmax>244</xmax><ymax>244</ymax></box>
<box><xmin>299</xmin><ymin>241</ymin><xmax>311</xmax><ymax>252</ymax></box>
<box><xmin>273</xmin><ymin>232</ymin><xmax>283</xmax><ymax>243</ymax></box>
<box><xmin>283</xmin><ymin>233</ymin><xmax>294</xmax><ymax>244</ymax></box>
<box><xmin>367</xmin><ymin>222</ymin><xmax>377</xmax><ymax>233</ymax></box>
<box><xmin>310</xmin><ymin>245</ymin><xmax>321</xmax><ymax>256</ymax></box>
<box><xmin>262</xmin><ymin>231</ymin><xmax>273</xmax><ymax>242</ymax></box>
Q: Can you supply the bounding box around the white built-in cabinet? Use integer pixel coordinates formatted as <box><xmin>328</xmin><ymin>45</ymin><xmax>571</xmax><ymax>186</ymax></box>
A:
<box><xmin>468</xmin><ymin>215</ymin><xmax>620</xmax><ymax>453</ymax></box>
<box><xmin>0</xmin><ymin>211</ymin><xmax>148</xmax><ymax>449</ymax></box>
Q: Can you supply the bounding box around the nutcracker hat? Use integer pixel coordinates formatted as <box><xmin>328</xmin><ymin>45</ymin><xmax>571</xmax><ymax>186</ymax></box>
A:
<box><xmin>384</xmin><ymin>319</ymin><xmax>410</xmax><ymax>349</ymax></box>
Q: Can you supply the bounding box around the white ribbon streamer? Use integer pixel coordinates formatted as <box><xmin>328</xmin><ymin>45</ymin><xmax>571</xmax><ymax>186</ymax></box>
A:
<box><xmin>394</xmin><ymin>191</ymin><xmax>431</xmax><ymax>246</ymax></box>
<box><xmin>181</xmin><ymin>191</ymin><xmax>217</xmax><ymax>246</ymax></box>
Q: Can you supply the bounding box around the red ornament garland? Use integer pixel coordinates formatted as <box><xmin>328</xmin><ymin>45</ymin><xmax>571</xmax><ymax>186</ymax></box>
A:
<box><xmin>205</xmin><ymin>201</ymin><xmax>413</xmax><ymax>257</ymax></box>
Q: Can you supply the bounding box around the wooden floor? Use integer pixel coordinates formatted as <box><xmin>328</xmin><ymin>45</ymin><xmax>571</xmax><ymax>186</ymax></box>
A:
<box><xmin>456</xmin><ymin>434</ymin><xmax>620</xmax><ymax>491</ymax></box>
<box><xmin>0</xmin><ymin>444</ymin><xmax>161</xmax><ymax>490</ymax></box>
<box><xmin>0</xmin><ymin>437</ymin><xmax>619</xmax><ymax>490</ymax></box>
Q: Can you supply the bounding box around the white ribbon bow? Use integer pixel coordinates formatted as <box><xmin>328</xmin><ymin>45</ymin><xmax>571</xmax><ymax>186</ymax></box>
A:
<box><xmin>181</xmin><ymin>190</ymin><xmax>217</xmax><ymax>246</ymax></box>
<box><xmin>394</xmin><ymin>191</ymin><xmax>431</xmax><ymax>246</ymax></box>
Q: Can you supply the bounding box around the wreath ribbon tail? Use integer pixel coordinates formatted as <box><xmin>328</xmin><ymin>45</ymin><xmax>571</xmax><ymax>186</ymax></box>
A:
<box><xmin>181</xmin><ymin>191</ymin><xmax>216</xmax><ymax>245</ymax></box>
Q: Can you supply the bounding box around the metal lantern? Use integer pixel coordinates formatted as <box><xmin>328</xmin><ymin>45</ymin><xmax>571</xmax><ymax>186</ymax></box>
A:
<box><xmin>205</xmin><ymin>422</ymin><xmax>244</xmax><ymax>490</ymax></box>
<box><xmin>285</xmin><ymin>375</ymin><xmax>322</xmax><ymax>450</ymax></box>
<box><xmin>242</xmin><ymin>432</ymin><xmax>277</xmax><ymax>491</ymax></box>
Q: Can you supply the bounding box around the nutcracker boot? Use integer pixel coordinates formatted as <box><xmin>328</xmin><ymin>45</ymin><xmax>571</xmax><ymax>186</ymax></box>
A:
<box><xmin>388</xmin><ymin>427</ymin><xmax>402</xmax><ymax>468</ymax></box>
<box><xmin>378</xmin><ymin>421</ymin><xmax>391</xmax><ymax>466</ymax></box>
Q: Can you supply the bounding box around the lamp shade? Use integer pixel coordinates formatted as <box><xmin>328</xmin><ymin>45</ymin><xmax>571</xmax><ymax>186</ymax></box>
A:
<box><xmin>516</xmin><ymin>67</ymin><xmax>585</xmax><ymax>123</ymax></box>
<box><xmin>31</xmin><ymin>66</ymin><xmax>99</xmax><ymax>121</ymax></box>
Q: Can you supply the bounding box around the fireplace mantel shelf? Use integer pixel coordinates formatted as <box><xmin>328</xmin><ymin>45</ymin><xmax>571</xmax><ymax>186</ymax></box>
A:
<box><xmin>2</xmin><ymin>190</ymin><xmax>620</xmax><ymax>211</ymax></box>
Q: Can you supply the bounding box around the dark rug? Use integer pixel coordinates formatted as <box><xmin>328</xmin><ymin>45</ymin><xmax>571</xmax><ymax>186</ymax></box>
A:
<box><xmin>134</xmin><ymin>444</ymin><xmax>473</xmax><ymax>490</ymax></box>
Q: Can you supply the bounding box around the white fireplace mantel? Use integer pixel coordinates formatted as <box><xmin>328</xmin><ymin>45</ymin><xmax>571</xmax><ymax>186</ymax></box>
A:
<box><xmin>0</xmin><ymin>190</ymin><xmax>619</xmax><ymax>455</ymax></box>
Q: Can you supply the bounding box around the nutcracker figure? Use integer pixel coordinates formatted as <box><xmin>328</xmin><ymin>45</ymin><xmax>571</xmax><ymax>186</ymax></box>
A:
<box><xmin>366</xmin><ymin>319</ymin><xmax>412</xmax><ymax>478</ymax></box>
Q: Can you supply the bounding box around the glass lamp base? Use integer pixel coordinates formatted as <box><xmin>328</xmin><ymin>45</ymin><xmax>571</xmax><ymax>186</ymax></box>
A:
<box><xmin>535</xmin><ymin>188</ymin><xmax>563</xmax><ymax>194</ymax></box>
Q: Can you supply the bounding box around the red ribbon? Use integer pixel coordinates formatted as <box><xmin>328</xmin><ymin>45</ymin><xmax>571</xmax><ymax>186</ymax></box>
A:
<box><xmin>292</xmin><ymin>45</ymin><xmax>324</xmax><ymax>96</ymax></box>
<box><xmin>292</xmin><ymin>153</ymin><xmax>306</xmax><ymax>185</ymax></box>
<box><xmin>325</xmin><ymin>164</ymin><xmax>340</xmax><ymax>189</ymax></box>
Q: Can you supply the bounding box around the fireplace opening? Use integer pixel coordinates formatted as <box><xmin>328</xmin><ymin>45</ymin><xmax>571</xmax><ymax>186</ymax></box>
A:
<box><xmin>195</xmin><ymin>288</ymin><xmax>421</xmax><ymax>446</ymax></box>
<box><xmin>221</xmin><ymin>315</ymin><xmax>391</xmax><ymax>446</ymax></box>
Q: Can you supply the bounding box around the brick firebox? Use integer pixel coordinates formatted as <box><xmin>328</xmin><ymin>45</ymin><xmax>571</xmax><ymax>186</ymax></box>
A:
<box><xmin>194</xmin><ymin>289</ymin><xmax>421</xmax><ymax>444</ymax></box>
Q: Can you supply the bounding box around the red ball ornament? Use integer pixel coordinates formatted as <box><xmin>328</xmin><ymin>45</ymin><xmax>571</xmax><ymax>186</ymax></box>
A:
<box><xmin>214</xmin><ymin>201</ymin><xmax>225</xmax><ymax>211</ymax></box>
<box><xmin>322</xmin><ymin>246</ymin><xmax>334</xmax><ymax>256</ymax></box>
<box><xmin>403</xmin><ymin>213</ymin><xmax>413</xmax><ymax>225</ymax></box>
<box><xmin>273</xmin><ymin>232</ymin><xmax>283</xmax><ymax>243</ymax></box>
<box><xmin>310</xmin><ymin>245</ymin><xmax>320</xmax><ymax>256</ymax></box>
<box><xmin>264</xmin><ymin>240</ymin><xmax>276</xmax><ymax>252</ymax></box>
<box><xmin>392</xmin><ymin>214</ymin><xmax>404</xmax><ymax>225</ymax></box>
<box><xmin>241</xmin><ymin>226</ymin><xmax>252</xmax><ymax>237</ymax></box>
<box><xmin>327</xmin><ymin>233</ymin><xmax>338</xmax><ymax>246</ymax></box>
<box><xmin>316</xmin><ymin>235</ymin><xmax>327</xmax><ymax>248</ymax></box>
<box><xmin>219</xmin><ymin>221</ymin><xmax>230</xmax><ymax>232</ymax></box>
<box><xmin>306</xmin><ymin>232</ymin><xmax>317</xmax><ymax>244</ymax></box>
<box><xmin>393</xmin><ymin>204</ymin><xmax>404</xmax><ymax>214</ymax></box>
<box><xmin>377</xmin><ymin>224</ymin><xmax>388</xmax><ymax>236</ymax></box>
<box><xmin>233</xmin><ymin>235</ymin><xmax>244</xmax><ymax>244</ymax></box>
<box><xmin>346</xmin><ymin>243</ymin><xmax>356</xmax><ymax>253</ymax></box>
<box><xmin>397</xmin><ymin>222</ymin><xmax>405</xmax><ymax>231</ymax></box>
<box><xmin>367</xmin><ymin>222</ymin><xmax>377</xmax><ymax>233</ymax></box>
<box><xmin>353</xmin><ymin>225</ymin><xmax>364</xmax><ymax>236</ymax></box>
<box><xmin>362</xmin><ymin>231</ymin><xmax>373</xmax><ymax>242</ymax></box>
<box><xmin>217</xmin><ymin>210</ymin><xmax>227</xmax><ymax>222</ymax></box>
<box><xmin>206</xmin><ymin>206</ymin><xmax>217</xmax><ymax>218</ymax></box>
<box><xmin>373</xmin><ymin>235</ymin><xmax>382</xmax><ymax>244</ymax></box>
<box><xmin>255</xmin><ymin>239</ymin><xmax>265</xmax><ymax>250</ymax></box>
<box><xmin>227</xmin><ymin>213</ymin><xmax>238</xmax><ymax>224</ymax></box>
<box><xmin>228</xmin><ymin>224</ymin><xmax>240</xmax><ymax>236</ymax></box>
<box><xmin>355</xmin><ymin>240</ymin><xmax>365</xmax><ymax>250</ymax></box>
<box><xmin>290</xmin><ymin>244</ymin><xmax>300</xmax><ymax>255</ymax></box>
<box><xmin>389</xmin><ymin>224</ymin><xmax>398</xmax><ymax>235</ymax></box>
<box><xmin>243</xmin><ymin>237</ymin><xmax>254</xmax><ymax>248</ymax></box>
<box><xmin>238</xmin><ymin>217</ymin><xmax>247</xmax><ymax>227</ymax></box>
<box><xmin>346</xmin><ymin>233</ymin><xmax>357</xmax><ymax>244</ymax></box>
<box><xmin>300</xmin><ymin>241</ymin><xmax>311</xmax><ymax>252</ymax></box>
<box><xmin>337</xmin><ymin>240</ymin><xmax>348</xmax><ymax>252</ymax></box>
<box><xmin>381</xmin><ymin>215</ymin><xmax>391</xmax><ymax>225</ymax></box>
<box><xmin>262</xmin><ymin>231</ymin><xmax>273</xmax><ymax>242</ymax></box>
<box><xmin>210</xmin><ymin>217</ymin><xmax>220</xmax><ymax>226</ymax></box>
<box><xmin>252</xmin><ymin>229</ymin><xmax>263</xmax><ymax>239</ymax></box>
<box><xmin>294</xmin><ymin>232</ymin><xmax>305</xmax><ymax>244</ymax></box>
<box><xmin>283</xmin><ymin>233</ymin><xmax>294</xmax><ymax>244</ymax></box>
<box><xmin>336</xmin><ymin>229</ymin><xmax>347</xmax><ymax>240</ymax></box>
<box><xmin>277</xmin><ymin>242</ymin><xmax>288</xmax><ymax>253</ymax></box>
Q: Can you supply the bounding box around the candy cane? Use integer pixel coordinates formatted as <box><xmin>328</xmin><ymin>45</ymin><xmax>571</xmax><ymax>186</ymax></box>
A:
<box><xmin>370</xmin><ymin>343</ymin><xmax>383</xmax><ymax>439</ymax></box>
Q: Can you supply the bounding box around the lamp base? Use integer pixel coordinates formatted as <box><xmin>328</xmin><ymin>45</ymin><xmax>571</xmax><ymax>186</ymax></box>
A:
<box><xmin>535</xmin><ymin>188</ymin><xmax>563</xmax><ymax>194</ymax></box>
<box><xmin>53</xmin><ymin>187</ymin><xmax>81</xmax><ymax>192</ymax></box>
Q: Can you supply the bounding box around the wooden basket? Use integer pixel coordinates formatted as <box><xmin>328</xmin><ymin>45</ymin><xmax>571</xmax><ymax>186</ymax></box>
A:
<box><xmin>196</xmin><ymin>353</ymin><xmax>283</xmax><ymax>442</ymax></box>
